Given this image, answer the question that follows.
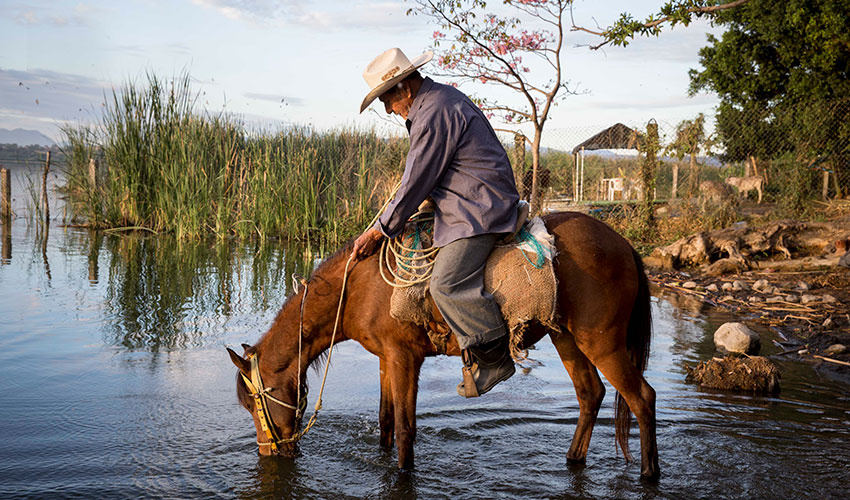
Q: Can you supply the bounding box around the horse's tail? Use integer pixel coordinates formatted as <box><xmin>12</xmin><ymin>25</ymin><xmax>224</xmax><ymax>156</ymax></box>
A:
<box><xmin>614</xmin><ymin>248</ymin><xmax>653</xmax><ymax>461</ymax></box>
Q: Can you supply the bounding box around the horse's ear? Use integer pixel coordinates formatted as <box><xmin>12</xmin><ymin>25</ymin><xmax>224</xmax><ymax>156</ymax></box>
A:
<box><xmin>291</xmin><ymin>273</ymin><xmax>307</xmax><ymax>295</ymax></box>
<box><xmin>227</xmin><ymin>347</ymin><xmax>250</xmax><ymax>376</ymax></box>
<box><xmin>241</xmin><ymin>343</ymin><xmax>252</xmax><ymax>353</ymax></box>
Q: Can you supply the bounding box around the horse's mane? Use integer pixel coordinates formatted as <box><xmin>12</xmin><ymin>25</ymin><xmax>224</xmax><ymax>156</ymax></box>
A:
<box><xmin>250</xmin><ymin>237</ymin><xmax>358</xmax><ymax>378</ymax></box>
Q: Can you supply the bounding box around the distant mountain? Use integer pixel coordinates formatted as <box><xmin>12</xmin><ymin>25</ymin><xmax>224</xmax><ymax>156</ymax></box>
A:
<box><xmin>0</xmin><ymin>128</ymin><xmax>56</xmax><ymax>146</ymax></box>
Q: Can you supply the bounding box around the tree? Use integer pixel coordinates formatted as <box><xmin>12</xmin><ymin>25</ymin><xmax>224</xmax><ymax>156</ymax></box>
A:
<box><xmin>409</xmin><ymin>0</ymin><xmax>575</xmax><ymax>214</ymax></box>
<box><xmin>688</xmin><ymin>0</ymin><xmax>850</xmax><ymax>193</ymax></box>
<box><xmin>664</xmin><ymin>113</ymin><xmax>711</xmax><ymax>197</ymax></box>
<box><xmin>409</xmin><ymin>1</ymin><xmax>751</xmax><ymax>212</ymax></box>
<box><xmin>571</xmin><ymin>0</ymin><xmax>752</xmax><ymax>49</ymax></box>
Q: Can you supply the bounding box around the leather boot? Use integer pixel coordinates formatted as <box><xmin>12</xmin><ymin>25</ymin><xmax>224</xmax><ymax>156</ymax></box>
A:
<box><xmin>457</xmin><ymin>335</ymin><xmax>515</xmax><ymax>398</ymax></box>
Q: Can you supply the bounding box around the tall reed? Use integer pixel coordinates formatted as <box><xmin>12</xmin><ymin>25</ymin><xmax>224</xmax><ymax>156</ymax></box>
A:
<box><xmin>61</xmin><ymin>72</ymin><xmax>407</xmax><ymax>245</ymax></box>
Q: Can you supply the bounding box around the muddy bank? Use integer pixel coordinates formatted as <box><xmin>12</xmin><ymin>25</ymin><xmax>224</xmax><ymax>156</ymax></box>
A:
<box><xmin>643</xmin><ymin>216</ymin><xmax>850</xmax><ymax>378</ymax></box>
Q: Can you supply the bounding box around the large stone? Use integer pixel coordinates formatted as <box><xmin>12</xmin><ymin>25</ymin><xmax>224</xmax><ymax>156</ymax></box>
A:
<box><xmin>714</xmin><ymin>322</ymin><xmax>761</xmax><ymax>355</ymax></box>
<box><xmin>706</xmin><ymin>283</ymin><xmax>719</xmax><ymax>293</ymax></box>
<box><xmin>682</xmin><ymin>281</ymin><xmax>698</xmax><ymax>289</ymax></box>
<box><xmin>721</xmin><ymin>282</ymin><xmax>734</xmax><ymax>292</ymax></box>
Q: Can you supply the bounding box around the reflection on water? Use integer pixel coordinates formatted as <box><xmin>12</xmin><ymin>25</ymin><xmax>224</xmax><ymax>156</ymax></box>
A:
<box><xmin>1</xmin><ymin>220</ymin><xmax>849</xmax><ymax>500</ymax></box>
<box><xmin>93</xmin><ymin>232</ymin><xmax>313</xmax><ymax>351</ymax></box>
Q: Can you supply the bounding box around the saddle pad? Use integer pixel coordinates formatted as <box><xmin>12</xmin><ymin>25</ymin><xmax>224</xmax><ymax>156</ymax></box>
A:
<box><xmin>389</xmin><ymin>217</ymin><xmax>559</xmax><ymax>357</ymax></box>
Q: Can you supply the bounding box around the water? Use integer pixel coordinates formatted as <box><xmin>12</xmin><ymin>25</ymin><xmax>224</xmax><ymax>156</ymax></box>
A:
<box><xmin>1</xmin><ymin>220</ymin><xmax>849</xmax><ymax>500</ymax></box>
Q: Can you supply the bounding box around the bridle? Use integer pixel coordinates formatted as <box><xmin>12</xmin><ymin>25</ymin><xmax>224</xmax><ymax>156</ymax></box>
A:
<box><xmin>239</xmin><ymin>353</ymin><xmax>308</xmax><ymax>454</ymax></box>
<box><xmin>239</xmin><ymin>256</ymin><xmax>354</xmax><ymax>455</ymax></box>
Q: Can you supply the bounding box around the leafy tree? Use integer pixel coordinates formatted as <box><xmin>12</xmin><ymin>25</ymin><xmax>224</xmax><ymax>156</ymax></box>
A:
<box><xmin>688</xmin><ymin>0</ymin><xmax>850</xmax><ymax>192</ymax></box>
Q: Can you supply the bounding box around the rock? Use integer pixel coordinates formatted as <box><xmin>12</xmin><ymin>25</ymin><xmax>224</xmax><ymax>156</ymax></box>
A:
<box><xmin>753</xmin><ymin>279</ymin><xmax>771</xmax><ymax>292</ymax></box>
<box><xmin>823</xmin><ymin>344</ymin><xmax>847</xmax><ymax>356</ymax></box>
<box><xmin>714</xmin><ymin>322</ymin><xmax>761</xmax><ymax>354</ymax></box>
<box><xmin>822</xmin><ymin>294</ymin><xmax>838</xmax><ymax>304</ymax></box>
<box><xmin>722</xmin><ymin>295</ymin><xmax>735</xmax><ymax>302</ymax></box>
<box><xmin>801</xmin><ymin>294</ymin><xmax>819</xmax><ymax>304</ymax></box>
<box><xmin>732</xmin><ymin>280</ymin><xmax>749</xmax><ymax>291</ymax></box>
<box><xmin>784</xmin><ymin>294</ymin><xmax>800</xmax><ymax>303</ymax></box>
<box><xmin>682</xmin><ymin>281</ymin><xmax>697</xmax><ymax>289</ymax></box>
<box><xmin>748</xmin><ymin>296</ymin><xmax>763</xmax><ymax>303</ymax></box>
<box><xmin>769</xmin><ymin>286</ymin><xmax>782</xmax><ymax>295</ymax></box>
<box><xmin>706</xmin><ymin>283</ymin><xmax>719</xmax><ymax>293</ymax></box>
<box><xmin>721</xmin><ymin>282</ymin><xmax>734</xmax><ymax>292</ymax></box>
<box><xmin>765</xmin><ymin>296</ymin><xmax>785</xmax><ymax>303</ymax></box>
<box><xmin>840</xmin><ymin>252</ymin><xmax>850</xmax><ymax>269</ymax></box>
<box><xmin>705</xmin><ymin>258</ymin><xmax>747</xmax><ymax>276</ymax></box>
<box><xmin>823</xmin><ymin>317</ymin><xmax>834</xmax><ymax>328</ymax></box>
<box><xmin>685</xmin><ymin>355</ymin><xmax>780</xmax><ymax>393</ymax></box>
<box><xmin>796</xmin><ymin>281</ymin><xmax>810</xmax><ymax>291</ymax></box>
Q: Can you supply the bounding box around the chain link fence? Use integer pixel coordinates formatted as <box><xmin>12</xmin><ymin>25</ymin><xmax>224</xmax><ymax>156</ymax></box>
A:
<box><xmin>510</xmin><ymin>98</ymin><xmax>850</xmax><ymax>209</ymax></box>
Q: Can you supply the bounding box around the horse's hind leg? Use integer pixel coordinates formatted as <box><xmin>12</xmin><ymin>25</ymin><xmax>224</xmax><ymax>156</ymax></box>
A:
<box><xmin>379</xmin><ymin>357</ymin><xmax>395</xmax><ymax>449</ymax></box>
<box><xmin>582</xmin><ymin>340</ymin><xmax>659</xmax><ymax>480</ymax></box>
<box><xmin>550</xmin><ymin>330</ymin><xmax>605</xmax><ymax>465</ymax></box>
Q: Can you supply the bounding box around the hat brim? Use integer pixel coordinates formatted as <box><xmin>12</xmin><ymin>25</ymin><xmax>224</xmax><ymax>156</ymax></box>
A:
<box><xmin>359</xmin><ymin>51</ymin><xmax>433</xmax><ymax>113</ymax></box>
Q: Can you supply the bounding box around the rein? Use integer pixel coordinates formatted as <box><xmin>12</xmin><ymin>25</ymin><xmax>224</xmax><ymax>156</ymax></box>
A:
<box><xmin>241</xmin><ymin>255</ymin><xmax>355</xmax><ymax>453</ymax></box>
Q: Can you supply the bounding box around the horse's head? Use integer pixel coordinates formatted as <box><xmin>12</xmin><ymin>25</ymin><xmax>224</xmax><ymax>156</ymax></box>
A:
<box><xmin>228</xmin><ymin>344</ymin><xmax>307</xmax><ymax>457</ymax></box>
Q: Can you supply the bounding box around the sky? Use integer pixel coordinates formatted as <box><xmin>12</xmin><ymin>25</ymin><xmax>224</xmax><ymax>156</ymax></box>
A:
<box><xmin>0</xmin><ymin>0</ymin><xmax>724</xmax><ymax>149</ymax></box>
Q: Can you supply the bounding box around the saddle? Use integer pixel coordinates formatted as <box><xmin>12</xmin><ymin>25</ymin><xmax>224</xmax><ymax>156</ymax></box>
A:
<box><xmin>388</xmin><ymin>201</ymin><xmax>559</xmax><ymax>358</ymax></box>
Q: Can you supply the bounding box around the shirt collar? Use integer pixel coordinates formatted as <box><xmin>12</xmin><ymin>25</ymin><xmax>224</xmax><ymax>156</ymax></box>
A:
<box><xmin>405</xmin><ymin>77</ymin><xmax>434</xmax><ymax>131</ymax></box>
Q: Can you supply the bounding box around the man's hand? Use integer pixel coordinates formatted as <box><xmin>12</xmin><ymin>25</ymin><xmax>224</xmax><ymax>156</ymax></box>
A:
<box><xmin>351</xmin><ymin>228</ymin><xmax>384</xmax><ymax>261</ymax></box>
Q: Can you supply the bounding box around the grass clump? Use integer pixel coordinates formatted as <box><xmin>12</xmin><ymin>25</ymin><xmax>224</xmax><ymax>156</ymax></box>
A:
<box><xmin>61</xmin><ymin>72</ymin><xmax>407</xmax><ymax>245</ymax></box>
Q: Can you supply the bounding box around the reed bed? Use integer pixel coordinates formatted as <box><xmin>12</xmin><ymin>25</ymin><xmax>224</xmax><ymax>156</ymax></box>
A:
<box><xmin>61</xmin><ymin>72</ymin><xmax>408</xmax><ymax>245</ymax></box>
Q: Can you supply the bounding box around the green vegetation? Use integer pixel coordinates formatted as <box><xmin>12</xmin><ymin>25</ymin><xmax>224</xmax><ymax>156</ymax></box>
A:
<box><xmin>62</xmin><ymin>72</ymin><xmax>408</xmax><ymax>245</ymax></box>
<box><xmin>689</xmin><ymin>0</ymin><xmax>850</xmax><ymax>207</ymax></box>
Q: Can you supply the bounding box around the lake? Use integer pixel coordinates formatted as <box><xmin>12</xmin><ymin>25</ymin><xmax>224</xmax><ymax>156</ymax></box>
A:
<box><xmin>1</xmin><ymin>214</ymin><xmax>849</xmax><ymax>499</ymax></box>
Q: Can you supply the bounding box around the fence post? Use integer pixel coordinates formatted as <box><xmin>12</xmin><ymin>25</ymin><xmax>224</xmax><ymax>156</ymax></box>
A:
<box><xmin>671</xmin><ymin>163</ymin><xmax>679</xmax><ymax>199</ymax></box>
<box><xmin>1</xmin><ymin>167</ymin><xmax>10</xmax><ymax>219</ymax></box>
<box><xmin>42</xmin><ymin>151</ymin><xmax>51</xmax><ymax>222</ymax></box>
<box><xmin>514</xmin><ymin>132</ymin><xmax>526</xmax><ymax>199</ymax></box>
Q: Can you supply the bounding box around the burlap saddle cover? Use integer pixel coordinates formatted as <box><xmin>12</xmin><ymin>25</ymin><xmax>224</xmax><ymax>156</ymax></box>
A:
<box><xmin>388</xmin><ymin>216</ymin><xmax>559</xmax><ymax>357</ymax></box>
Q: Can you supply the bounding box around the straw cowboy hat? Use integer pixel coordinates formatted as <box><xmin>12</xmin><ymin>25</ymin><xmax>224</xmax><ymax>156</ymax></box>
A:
<box><xmin>360</xmin><ymin>48</ymin><xmax>433</xmax><ymax>113</ymax></box>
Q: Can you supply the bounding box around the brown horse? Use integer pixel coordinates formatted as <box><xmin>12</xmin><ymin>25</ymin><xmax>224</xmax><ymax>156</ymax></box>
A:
<box><xmin>227</xmin><ymin>211</ymin><xmax>659</xmax><ymax>479</ymax></box>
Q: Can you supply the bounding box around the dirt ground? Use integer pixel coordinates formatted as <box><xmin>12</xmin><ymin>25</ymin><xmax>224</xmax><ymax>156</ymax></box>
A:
<box><xmin>643</xmin><ymin>201</ymin><xmax>850</xmax><ymax>379</ymax></box>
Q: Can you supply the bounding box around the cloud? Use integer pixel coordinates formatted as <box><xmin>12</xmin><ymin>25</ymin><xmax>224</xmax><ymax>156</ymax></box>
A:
<box><xmin>6</xmin><ymin>1</ymin><xmax>102</xmax><ymax>27</ymax></box>
<box><xmin>244</xmin><ymin>93</ymin><xmax>304</xmax><ymax>106</ymax></box>
<box><xmin>192</xmin><ymin>0</ymin><xmax>419</xmax><ymax>31</ymax></box>
<box><xmin>191</xmin><ymin>0</ymin><xmax>304</xmax><ymax>22</ymax></box>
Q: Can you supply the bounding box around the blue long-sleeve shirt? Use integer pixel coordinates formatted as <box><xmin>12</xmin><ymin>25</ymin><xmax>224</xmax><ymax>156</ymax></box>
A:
<box><xmin>375</xmin><ymin>77</ymin><xmax>519</xmax><ymax>247</ymax></box>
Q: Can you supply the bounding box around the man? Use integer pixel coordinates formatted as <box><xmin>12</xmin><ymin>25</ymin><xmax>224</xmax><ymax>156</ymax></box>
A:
<box><xmin>350</xmin><ymin>47</ymin><xmax>520</xmax><ymax>398</ymax></box>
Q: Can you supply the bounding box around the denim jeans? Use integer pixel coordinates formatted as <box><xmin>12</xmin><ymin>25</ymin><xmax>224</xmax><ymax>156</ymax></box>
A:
<box><xmin>429</xmin><ymin>233</ymin><xmax>508</xmax><ymax>350</ymax></box>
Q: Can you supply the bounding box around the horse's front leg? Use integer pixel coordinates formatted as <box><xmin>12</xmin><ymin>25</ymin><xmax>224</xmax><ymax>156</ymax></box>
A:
<box><xmin>379</xmin><ymin>357</ymin><xmax>395</xmax><ymax>449</ymax></box>
<box><xmin>550</xmin><ymin>330</ymin><xmax>606</xmax><ymax>465</ymax></box>
<box><xmin>387</xmin><ymin>351</ymin><xmax>424</xmax><ymax>469</ymax></box>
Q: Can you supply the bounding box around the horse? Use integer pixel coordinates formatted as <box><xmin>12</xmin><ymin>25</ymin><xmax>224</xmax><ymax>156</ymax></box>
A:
<box><xmin>227</xmin><ymin>211</ymin><xmax>660</xmax><ymax>480</ymax></box>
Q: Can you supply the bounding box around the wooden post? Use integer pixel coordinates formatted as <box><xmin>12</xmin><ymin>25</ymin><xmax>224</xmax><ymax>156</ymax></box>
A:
<box><xmin>1</xmin><ymin>167</ymin><xmax>10</xmax><ymax>218</ymax></box>
<box><xmin>823</xmin><ymin>171</ymin><xmax>830</xmax><ymax>200</ymax></box>
<box><xmin>672</xmin><ymin>163</ymin><xmax>679</xmax><ymax>199</ymax></box>
<box><xmin>42</xmin><ymin>151</ymin><xmax>51</xmax><ymax>222</ymax></box>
